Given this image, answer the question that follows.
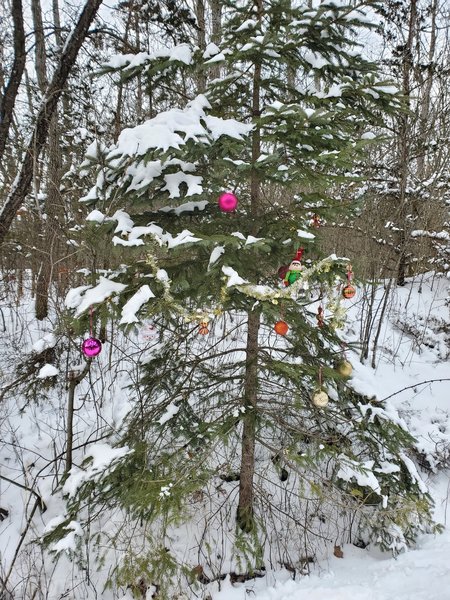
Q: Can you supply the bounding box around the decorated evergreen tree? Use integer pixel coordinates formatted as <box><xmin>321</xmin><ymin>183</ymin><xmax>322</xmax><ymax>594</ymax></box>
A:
<box><xmin>55</xmin><ymin>1</ymin><xmax>438</xmax><ymax>595</ymax></box>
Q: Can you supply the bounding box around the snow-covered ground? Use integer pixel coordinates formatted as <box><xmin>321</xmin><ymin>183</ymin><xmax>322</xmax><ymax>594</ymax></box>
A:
<box><xmin>211</xmin><ymin>272</ymin><xmax>450</xmax><ymax>600</ymax></box>
<box><xmin>1</xmin><ymin>271</ymin><xmax>449</xmax><ymax>599</ymax></box>
<box><xmin>213</xmin><ymin>523</ymin><xmax>450</xmax><ymax>600</ymax></box>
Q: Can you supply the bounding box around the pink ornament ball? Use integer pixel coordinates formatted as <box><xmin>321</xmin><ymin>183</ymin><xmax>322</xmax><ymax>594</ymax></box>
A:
<box><xmin>81</xmin><ymin>337</ymin><xmax>102</xmax><ymax>357</ymax></box>
<box><xmin>218</xmin><ymin>192</ymin><xmax>238</xmax><ymax>212</ymax></box>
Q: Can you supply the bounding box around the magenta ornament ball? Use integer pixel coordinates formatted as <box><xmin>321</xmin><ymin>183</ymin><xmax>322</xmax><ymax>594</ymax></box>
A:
<box><xmin>218</xmin><ymin>192</ymin><xmax>238</xmax><ymax>212</ymax></box>
<box><xmin>81</xmin><ymin>337</ymin><xmax>102</xmax><ymax>357</ymax></box>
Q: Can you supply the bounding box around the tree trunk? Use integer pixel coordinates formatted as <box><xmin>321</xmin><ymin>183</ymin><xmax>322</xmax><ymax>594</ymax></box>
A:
<box><xmin>0</xmin><ymin>0</ymin><xmax>26</xmax><ymax>164</ymax></box>
<box><xmin>237</xmin><ymin>310</ymin><xmax>261</xmax><ymax>532</ymax></box>
<box><xmin>396</xmin><ymin>0</ymin><xmax>417</xmax><ymax>286</ymax></box>
<box><xmin>0</xmin><ymin>0</ymin><xmax>104</xmax><ymax>246</ymax></box>
<box><xmin>31</xmin><ymin>0</ymin><xmax>48</xmax><ymax>90</ymax></box>
<box><xmin>416</xmin><ymin>0</ymin><xmax>437</xmax><ymax>177</ymax></box>
<box><xmin>209</xmin><ymin>0</ymin><xmax>222</xmax><ymax>81</ymax></box>
<box><xmin>66</xmin><ymin>363</ymin><xmax>90</xmax><ymax>473</ymax></box>
<box><xmin>237</xmin><ymin>0</ymin><xmax>262</xmax><ymax>533</ymax></box>
<box><xmin>196</xmin><ymin>0</ymin><xmax>207</xmax><ymax>92</ymax></box>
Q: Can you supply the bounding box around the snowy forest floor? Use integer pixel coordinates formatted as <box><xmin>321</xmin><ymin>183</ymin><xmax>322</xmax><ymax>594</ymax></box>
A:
<box><xmin>1</xmin><ymin>271</ymin><xmax>450</xmax><ymax>599</ymax></box>
<box><xmin>210</xmin><ymin>272</ymin><xmax>450</xmax><ymax>600</ymax></box>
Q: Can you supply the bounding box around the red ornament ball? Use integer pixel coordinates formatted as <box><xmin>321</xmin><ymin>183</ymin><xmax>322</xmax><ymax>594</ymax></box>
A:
<box><xmin>274</xmin><ymin>320</ymin><xmax>289</xmax><ymax>335</ymax></box>
<box><xmin>81</xmin><ymin>337</ymin><xmax>102</xmax><ymax>357</ymax></box>
<box><xmin>218</xmin><ymin>192</ymin><xmax>238</xmax><ymax>212</ymax></box>
<box><xmin>342</xmin><ymin>284</ymin><xmax>356</xmax><ymax>299</ymax></box>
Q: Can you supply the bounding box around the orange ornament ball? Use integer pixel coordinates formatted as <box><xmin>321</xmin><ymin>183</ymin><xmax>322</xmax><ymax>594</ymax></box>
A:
<box><xmin>274</xmin><ymin>320</ymin><xmax>289</xmax><ymax>335</ymax></box>
<box><xmin>342</xmin><ymin>284</ymin><xmax>356</xmax><ymax>299</ymax></box>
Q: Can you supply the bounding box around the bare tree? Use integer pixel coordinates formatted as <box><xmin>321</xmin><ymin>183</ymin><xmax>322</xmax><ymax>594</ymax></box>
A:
<box><xmin>0</xmin><ymin>0</ymin><xmax>104</xmax><ymax>247</ymax></box>
<box><xmin>0</xmin><ymin>0</ymin><xmax>26</xmax><ymax>164</ymax></box>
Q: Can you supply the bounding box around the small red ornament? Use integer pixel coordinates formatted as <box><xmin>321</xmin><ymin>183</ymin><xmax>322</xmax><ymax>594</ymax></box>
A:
<box><xmin>218</xmin><ymin>192</ymin><xmax>238</xmax><ymax>212</ymax></box>
<box><xmin>294</xmin><ymin>248</ymin><xmax>304</xmax><ymax>261</ymax></box>
<box><xmin>198</xmin><ymin>321</ymin><xmax>209</xmax><ymax>335</ymax></box>
<box><xmin>274</xmin><ymin>320</ymin><xmax>289</xmax><ymax>335</ymax></box>
<box><xmin>342</xmin><ymin>284</ymin><xmax>356</xmax><ymax>299</ymax></box>
<box><xmin>81</xmin><ymin>337</ymin><xmax>102</xmax><ymax>357</ymax></box>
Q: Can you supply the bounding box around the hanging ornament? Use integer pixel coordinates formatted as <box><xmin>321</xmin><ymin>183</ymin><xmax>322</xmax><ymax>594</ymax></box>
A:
<box><xmin>141</xmin><ymin>321</ymin><xmax>158</xmax><ymax>341</ymax></box>
<box><xmin>198</xmin><ymin>320</ymin><xmax>210</xmax><ymax>335</ymax></box>
<box><xmin>81</xmin><ymin>337</ymin><xmax>102</xmax><ymax>357</ymax></box>
<box><xmin>342</xmin><ymin>284</ymin><xmax>356</xmax><ymax>299</ymax></box>
<box><xmin>293</xmin><ymin>248</ymin><xmax>304</xmax><ymax>262</ymax></box>
<box><xmin>81</xmin><ymin>306</ymin><xmax>102</xmax><ymax>357</ymax></box>
<box><xmin>312</xmin><ymin>214</ymin><xmax>321</xmax><ymax>228</ymax></box>
<box><xmin>274</xmin><ymin>320</ymin><xmax>289</xmax><ymax>335</ymax></box>
<box><xmin>342</xmin><ymin>263</ymin><xmax>356</xmax><ymax>299</ymax></box>
<box><xmin>316</xmin><ymin>305</ymin><xmax>325</xmax><ymax>328</ymax></box>
<box><xmin>335</xmin><ymin>343</ymin><xmax>352</xmax><ymax>377</ymax></box>
<box><xmin>336</xmin><ymin>360</ymin><xmax>353</xmax><ymax>377</ymax></box>
<box><xmin>218</xmin><ymin>192</ymin><xmax>238</xmax><ymax>213</ymax></box>
<box><xmin>312</xmin><ymin>366</ymin><xmax>328</xmax><ymax>407</ymax></box>
<box><xmin>312</xmin><ymin>389</ymin><xmax>329</xmax><ymax>407</ymax></box>
<box><xmin>283</xmin><ymin>249</ymin><xmax>305</xmax><ymax>287</ymax></box>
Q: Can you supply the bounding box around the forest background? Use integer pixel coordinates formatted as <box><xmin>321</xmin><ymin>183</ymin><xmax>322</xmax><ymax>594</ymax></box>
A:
<box><xmin>0</xmin><ymin>1</ymin><xmax>450</xmax><ymax>599</ymax></box>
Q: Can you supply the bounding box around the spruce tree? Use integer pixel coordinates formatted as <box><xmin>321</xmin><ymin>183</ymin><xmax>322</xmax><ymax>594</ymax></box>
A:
<box><xmin>57</xmin><ymin>1</ymin><xmax>438</xmax><ymax>594</ymax></box>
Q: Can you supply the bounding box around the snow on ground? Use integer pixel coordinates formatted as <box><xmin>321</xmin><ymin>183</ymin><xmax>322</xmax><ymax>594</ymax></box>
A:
<box><xmin>213</xmin><ymin>527</ymin><xmax>450</xmax><ymax>600</ymax></box>
<box><xmin>211</xmin><ymin>472</ymin><xmax>450</xmax><ymax>600</ymax></box>
<box><xmin>1</xmin><ymin>272</ymin><xmax>449</xmax><ymax>599</ymax></box>
<box><xmin>210</xmin><ymin>272</ymin><xmax>450</xmax><ymax>600</ymax></box>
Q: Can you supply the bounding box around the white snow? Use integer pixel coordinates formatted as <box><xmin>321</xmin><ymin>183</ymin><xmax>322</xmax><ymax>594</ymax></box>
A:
<box><xmin>158</xmin><ymin>402</ymin><xmax>179</xmax><ymax>425</ymax></box>
<box><xmin>203</xmin><ymin>43</ymin><xmax>220</xmax><ymax>59</ymax></box>
<box><xmin>103</xmin><ymin>43</ymin><xmax>193</xmax><ymax>71</ymax></box>
<box><xmin>51</xmin><ymin>521</ymin><xmax>83</xmax><ymax>553</ymax></box>
<box><xmin>337</xmin><ymin>456</ymin><xmax>381</xmax><ymax>494</ymax></box>
<box><xmin>37</xmin><ymin>364</ymin><xmax>59</xmax><ymax>379</ymax></box>
<box><xmin>159</xmin><ymin>200</ymin><xmax>208</xmax><ymax>215</ymax></box>
<box><xmin>162</xmin><ymin>172</ymin><xmax>203</xmax><ymax>198</ymax></box>
<box><xmin>32</xmin><ymin>333</ymin><xmax>56</xmax><ymax>354</ymax></box>
<box><xmin>361</xmin><ymin>131</ymin><xmax>377</xmax><ymax>140</ymax></box>
<box><xmin>208</xmin><ymin>246</ymin><xmax>225</xmax><ymax>269</ymax></box>
<box><xmin>85</xmin><ymin>209</ymin><xmax>106</xmax><ymax>223</ymax></box>
<box><xmin>297</xmin><ymin>229</ymin><xmax>316</xmax><ymax>239</ymax></box>
<box><xmin>120</xmin><ymin>285</ymin><xmax>155</xmax><ymax>325</ymax></box>
<box><xmin>63</xmin><ymin>443</ymin><xmax>132</xmax><ymax>498</ymax></box>
<box><xmin>222</xmin><ymin>266</ymin><xmax>249</xmax><ymax>287</ymax></box>
<box><xmin>67</xmin><ymin>276</ymin><xmax>127</xmax><ymax>316</ymax></box>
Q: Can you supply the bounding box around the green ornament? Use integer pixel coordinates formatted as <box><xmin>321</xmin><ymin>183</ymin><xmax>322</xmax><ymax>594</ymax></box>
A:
<box><xmin>283</xmin><ymin>260</ymin><xmax>303</xmax><ymax>287</ymax></box>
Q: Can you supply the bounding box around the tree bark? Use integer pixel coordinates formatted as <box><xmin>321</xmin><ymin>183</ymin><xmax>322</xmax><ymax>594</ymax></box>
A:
<box><xmin>66</xmin><ymin>363</ymin><xmax>90</xmax><ymax>473</ymax></box>
<box><xmin>237</xmin><ymin>310</ymin><xmax>261</xmax><ymax>532</ymax></box>
<box><xmin>196</xmin><ymin>0</ymin><xmax>207</xmax><ymax>92</ymax></box>
<box><xmin>416</xmin><ymin>0</ymin><xmax>437</xmax><ymax>177</ymax></box>
<box><xmin>396</xmin><ymin>0</ymin><xmax>417</xmax><ymax>286</ymax></box>
<box><xmin>0</xmin><ymin>0</ymin><xmax>104</xmax><ymax>246</ymax></box>
<box><xmin>31</xmin><ymin>0</ymin><xmax>48</xmax><ymax>91</ymax></box>
<box><xmin>237</xmin><ymin>0</ymin><xmax>263</xmax><ymax>533</ymax></box>
<box><xmin>209</xmin><ymin>0</ymin><xmax>222</xmax><ymax>81</ymax></box>
<box><xmin>0</xmin><ymin>0</ymin><xmax>26</xmax><ymax>164</ymax></box>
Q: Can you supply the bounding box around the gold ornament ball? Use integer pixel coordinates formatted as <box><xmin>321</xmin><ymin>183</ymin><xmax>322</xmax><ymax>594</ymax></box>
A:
<box><xmin>336</xmin><ymin>360</ymin><xmax>353</xmax><ymax>377</ymax></box>
<box><xmin>312</xmin><ymin>389</ymin><xmax>329</xmax><ymax>408</ymax></box>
